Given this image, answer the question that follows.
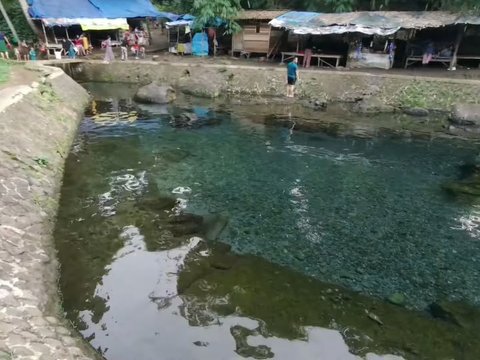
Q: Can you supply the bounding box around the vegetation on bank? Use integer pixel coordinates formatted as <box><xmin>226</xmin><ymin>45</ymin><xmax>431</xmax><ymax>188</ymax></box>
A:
<box><xmin>0</xmin><ymin>61</ymin><xmax>10</xmax><ymax>85</ymax></box>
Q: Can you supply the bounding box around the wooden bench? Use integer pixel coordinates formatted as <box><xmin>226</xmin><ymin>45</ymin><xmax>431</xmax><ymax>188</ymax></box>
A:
<box><xmin>281</xmin><ymin>52</ymin><xmax>342</xmax><ymax>68</ymax></box>
<box><xmin>311</xmin><ymin>54</ymin><xmax>342</xmax><ymax>68</ymax></box>
<box><xmin>280</xmin><ymin>52</ymin><xmax>304</xmax><ymax>63</ymax></box>
<box><xmin>405</xmin><ymin>54</ymin><xmax>480</xmax><ymax>68</ymax></box>
<box><xmin>405</xmin><ymin>55</ymin><xmax>451</xmax><ymax>68</ymax></box>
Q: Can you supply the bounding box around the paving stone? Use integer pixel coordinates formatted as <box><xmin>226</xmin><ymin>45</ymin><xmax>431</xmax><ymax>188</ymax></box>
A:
<box><xmin>7</xmin><ymin>334</ymin><xmax>25</xmax><ymax>346</ymax></box>
<box><xmin>36</xmin><ymin>327</ymin><xmax>56</xmax><ymax>339</ymax></box>
<box><xmin>30</xmin><ymin>342</ymin><xmax>52</xmax><ymax>355</ymax></box>
<box><xmin>55</xmin><ymin>327</ymin><xmax>70</xmax><ymax>336</ymax></box>
<box><xmin>0</xmin><ymin>323</ymin><xmax>14</xmax><ymax>336</ymax></box>
<box><xmin>67</xmin><ymin>347</ymin><xmax>85</xmax><ymax>357</ymax></box>
<box><xmin>44</xmin><ymin>338</ymin><xmax>63</xmax><ymax>350</ymax></box>
<box><xmin>11</xmin><ymin>345</ymin><xmax>35</xmax><ymax>356</ymax></box>
<box><xmin>44</xmin><ymin>317</ymin><xmax>57</xmax><ymax>325</ymax></box>
<box><xmin>60</xmin><ymin>336</ymin><xmax>76</xmax><ymax>347</ymax></box>
<box><xmin>28</xmin><ymin>317</ymin><xmax>48</xmax><ymax>328</ymax></box>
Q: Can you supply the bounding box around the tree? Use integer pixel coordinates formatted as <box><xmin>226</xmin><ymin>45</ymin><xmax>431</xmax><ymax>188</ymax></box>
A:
<box><xmin>0</xmin><ymin>0</ymin><xmax>36</xmax><ymax>43</ymax></box>
<box><xmin>325</xmin><ymin>0</ymin><xmax>356</xmax><ymax>12</ymax></box>
<box><xmin>191</xmin><ymin>0</ymin><xmax>242</xmax><ymax>33</ymax></box>
<box><xmin>0</xmin><ymin>0</ymin><xmax>19</xmax><ymax>42</ymax></box>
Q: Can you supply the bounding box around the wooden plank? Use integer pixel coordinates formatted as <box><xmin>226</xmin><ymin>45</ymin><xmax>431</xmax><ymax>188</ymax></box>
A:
<box><xmin>243</xmin><ymin>34</ymin><xmax>269</xmax><ymax>41</ymax></box>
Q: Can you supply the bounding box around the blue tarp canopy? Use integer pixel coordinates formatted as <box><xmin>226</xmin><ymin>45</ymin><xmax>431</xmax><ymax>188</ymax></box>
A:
<box><xmin>89</xmin><ymin>0</ymin><xmax>161</xmax><ymax>18</ymax></box>
<box><xmin>28</xmin><ymin>0</ymin><xmax>163</xmax><ymax>19</ymax></box>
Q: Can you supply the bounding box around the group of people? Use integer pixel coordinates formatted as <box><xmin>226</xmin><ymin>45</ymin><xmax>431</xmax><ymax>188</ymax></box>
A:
<box><xmin>103</xmin><ymin>28</ymin><xmax>148</xmax><ymax>63</ymax></box>
<box><xmin>0</xmin><ymin>32</ymin><xmax>46</xmax><ymax>61</ymax></box>
<box><xmin>422</xmin><ymin>41</ymin><xmax>453</xmax><ymax>65</ymax></box>
<box><xmin>0</xmin><ymin>32</ymin><xmax>11</xmax><ymax>59</ymax></box>
<box><xmin>62</xmin><ymin>34</ymin><xmax>92</xmax><ymax>59</ymax></box>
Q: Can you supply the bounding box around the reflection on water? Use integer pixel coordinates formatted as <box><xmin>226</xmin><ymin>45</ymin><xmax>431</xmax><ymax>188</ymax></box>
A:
<box><xmin>55</xmin><ymin>84</ymin><xmax>480</xmax><ymax>359</ymax></box>
<box><xmin>79</xmin><ymin>226</ymin><xmax>401</xmax><ymax>360</ymax></box>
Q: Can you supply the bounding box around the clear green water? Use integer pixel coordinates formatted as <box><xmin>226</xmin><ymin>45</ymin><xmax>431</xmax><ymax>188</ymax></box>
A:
<box><xmin>55</xmin><ymin>84</ymin><xmax>480</xmax><ymax>360</ymax></box>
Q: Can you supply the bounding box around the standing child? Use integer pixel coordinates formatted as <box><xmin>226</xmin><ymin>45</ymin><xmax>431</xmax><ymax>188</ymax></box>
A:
<box><xmin>286</xmin><ymin>57</ymin><xmax>299</xmax><ymax>98</ymax></box>
<box><xmin>103</xmin><ymin>36</ymin><xmax>115</xmax><ymax>63</ymax></box>
<box><xmin>29</xmin><ymin>47</ymin><xmax>37</xmax><ymax>61</ymax></box>
<box><xmin>121</xmin><ymin>35</ymin><xmax>128</xmax><ymax>61</ymax></box>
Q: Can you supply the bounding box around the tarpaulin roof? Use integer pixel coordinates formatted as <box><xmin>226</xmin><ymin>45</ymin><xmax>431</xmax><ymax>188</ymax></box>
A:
<box><xmin>29</xmin><ymin>0</ymin><xmax>162</xmax><ymax>19</ymax></box>
<box><xmin>42</xmin><ymin>18</ymin><xmax>129</xmax><ymax>30</ymax></box>
<box><xmin>166</xmin><ymin>14</ymin><xmax>195</xmax><ymax>28</ymax></box>
<box><xmin>269</xmin><ymin>11</ymin><xmax>480</xmax><ymax>36</ymax></box>
<box><xmin>89</xmin><ymin>0</ymin><xmax>161</xmax><ymax>18</ymax></box>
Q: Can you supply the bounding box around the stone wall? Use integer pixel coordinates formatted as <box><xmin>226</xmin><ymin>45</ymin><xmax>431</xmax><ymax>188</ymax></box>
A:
<box><xmin>72</xmin><ymin>61</ymin><xmax>480</xmax><ymax>112</ymax></box>
<box><xmin>0</xmin><ymin>65</ymin><xmax>97</xmax><ymax>359</ymax></box>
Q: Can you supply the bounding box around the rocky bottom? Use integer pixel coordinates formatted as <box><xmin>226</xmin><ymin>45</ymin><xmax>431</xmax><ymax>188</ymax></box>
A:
<box><xmin>53</xmin><ymin>83</ymin><xmax>480</xmax><ymax>360</ymax></box>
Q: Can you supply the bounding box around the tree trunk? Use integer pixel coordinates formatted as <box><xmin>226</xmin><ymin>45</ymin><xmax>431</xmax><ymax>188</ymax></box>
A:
<box><xmin>0</xmin><ymin>0</ymin><xmax>19</xmax><ymax>42</ymax></box>
<box><xmin>16</xmin><ymin>0</ymin><xmax>42</xmax><ymax>38</ymax></box>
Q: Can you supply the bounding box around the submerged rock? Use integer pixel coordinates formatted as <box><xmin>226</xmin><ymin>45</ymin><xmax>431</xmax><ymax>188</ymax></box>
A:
<box><xmin>169</xmin><ymin>112</ymin><xmax>221</xmax><ymax>129</ymax></box>
<box><xmin>352</xmin><ymin>98</ymin><xmax>395</xmax><ymax>114</ymax></box>
<box><xmin>450</xmin><ymin>103</ymin><xmax>480</xmax><ymax>126</ymax></box>
<box><xmin>134</xmin><ymin>83</ymin><xmax>176</xmax><ymax>104</ymax></box>
<box><xmin>387</xmin><ymin>292</ymin><xmax>406</xmax><ymax>307</ymax></box>
<box><xmin>403</xmin><ymin>107</ymin><xmax>429</xmax><ymax>117</ymax></box>
<box><xmin>442</xmin><ymin>174</ymin><xmax>480</xmax><ymax>196</ymax></box>
<box><xmin>203</xmin><ymin>214</ymin><xmax>229</xmax><ymax>241</ymax></box>
<box><xmin>442</xmin><ymin>162</ymin><xmax>480</xmax><ymax>197</ymax></box>
<box><xmin>429</xmin><ymin>300</ymin><xmax>480</xmax><ymax>329</ymax></box>
<box><xmin>135</xmin><ymin>196</ymin><xmax>178</xmax><ymax>212</ymax></box>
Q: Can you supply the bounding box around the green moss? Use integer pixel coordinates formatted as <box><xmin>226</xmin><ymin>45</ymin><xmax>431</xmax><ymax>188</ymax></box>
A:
<box><xmin>392</xmin><ymin>81</ymin><xmax>480</xmax><ymax>110</ymax></box>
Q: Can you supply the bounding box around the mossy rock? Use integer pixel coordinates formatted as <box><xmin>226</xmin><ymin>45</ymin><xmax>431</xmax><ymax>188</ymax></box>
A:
<box><xmin>387</xmin><ymin>292</ymin><xmax>406</xmax><ymax>307</ymax></box>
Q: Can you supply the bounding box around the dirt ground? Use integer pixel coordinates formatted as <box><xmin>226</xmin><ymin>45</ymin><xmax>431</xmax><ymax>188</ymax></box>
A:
<box><xmin>73</xmin><ymin>47</ymin><xmax>480</xmax><ymax>81</ymax></box>
<box><xmin>0</xmin><ymin>61</ymin><xmax>39</xmax><ymax>89</ymax></box>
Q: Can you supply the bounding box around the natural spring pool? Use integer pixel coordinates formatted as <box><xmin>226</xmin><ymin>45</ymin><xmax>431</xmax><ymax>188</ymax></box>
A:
<box><xmin>54</xmin><ymin>83</ymin><xmax>480</xmax><ymax>360</ymax></box>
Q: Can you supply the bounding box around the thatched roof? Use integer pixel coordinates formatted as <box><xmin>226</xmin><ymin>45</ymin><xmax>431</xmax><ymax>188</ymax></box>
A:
<box><xmin>236</xmin><ymin>10</ymin><xmax>289</xmax><ymax>21</ymax></box>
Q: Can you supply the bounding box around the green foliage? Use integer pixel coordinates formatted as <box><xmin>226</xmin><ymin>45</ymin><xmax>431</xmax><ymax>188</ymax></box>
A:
<box><xmin>192</xmin><ymin>0</ymin><xmax>242</xmax><ymax>34</ymax></box>
<box><xmin>325</xmin><ymin>0</ymin><xmax>356</xmax><ymax>12</ymax></box>
<box><xmin>0</xmin><ymin>0</ymin><xmax>35</xmax><ymax>44</ymax></box>
<box><xmin>154</xmin><ymin>0</ymin><xmax>480</xmax><ymax>14</ymax></box>
<box><xmin>433</xmin><ymin>0</ymin><xmax>480</xmax><ymax>12</ymax></box>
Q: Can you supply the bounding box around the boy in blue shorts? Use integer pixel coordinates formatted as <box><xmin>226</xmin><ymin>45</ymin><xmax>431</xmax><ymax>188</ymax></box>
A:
<box><xmin>286</xmin><ymin>57</ymin><xmax>299</xmax><ymax>98</ymax></box>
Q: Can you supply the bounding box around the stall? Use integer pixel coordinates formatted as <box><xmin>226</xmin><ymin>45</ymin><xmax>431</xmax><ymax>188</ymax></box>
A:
<box><xmin>165</xmin><ymin>15</ymin><xmax>195</xmax><ymax>55</ymax></box>
<box><xmin>270</xmin><ymin>11</ymin><xmax>480</xmax><ymax>70</ymax></box>
<box><xmin>232</xmin><ymin>10</ymin><xmax>287</xmax><ymax>58</ymax></box>
<box><xmin>28</xmin><ymin>0</ymin><xmax>162</xmax><ymax>56</ymax></box>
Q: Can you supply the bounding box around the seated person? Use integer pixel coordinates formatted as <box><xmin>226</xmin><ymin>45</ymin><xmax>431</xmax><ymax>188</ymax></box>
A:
<box><xmin>439</xmin><ymin>44</ymin><xmax>453</xmax><ymax>58</ymax></box>
<box><xmin>422</xmin><ymin>42</ymin><xmax>434</xmax><ymax>64</ymax></box>
<box><xmin>131</xmin><ymin>42</ymin><xmax>145</xmax><ymax>59</ymax></box>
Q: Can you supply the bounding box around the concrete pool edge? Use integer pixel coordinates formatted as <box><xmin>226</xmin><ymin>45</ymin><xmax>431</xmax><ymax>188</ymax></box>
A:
<box><xmin>65</xmin><ymin>60</ymin><xmax>480</xmax><ymax>114</ymax></box>
<box><xmin>0</xmin><ymin>64</ymin><xmax>98</xmax><ymax>359</ymax></box>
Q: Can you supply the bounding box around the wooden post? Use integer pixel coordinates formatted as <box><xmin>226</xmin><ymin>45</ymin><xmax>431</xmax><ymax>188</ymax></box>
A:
<box><xmin>65</xmin><ymin>27</ymin><xmax>70</xmax><ymax>40</ymax></box>
<box><xmin>41</xmin><ymin>21</ymin><xmax>49</xmax><ymax>46</ymax></box>
<box><xmin>450</xmin><ymin>24</ymin><xmax>465</xmax><ymax>70</ymax></box>
<box><xmin>266</xmin><ymin>25</ymin><xmax>271</xmax><ymax>57</ymax></box>
<box><xmin>41</xmin><ymin>21</ymin><xmax>50</xmax><ymax>59</ymax></box>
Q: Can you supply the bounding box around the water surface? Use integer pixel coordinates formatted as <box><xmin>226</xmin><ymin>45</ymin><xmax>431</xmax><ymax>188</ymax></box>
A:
<box><xmin>55</xmin><ymin>84</ymin><xmax>480</xmax><ymax>359</ymax></box>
